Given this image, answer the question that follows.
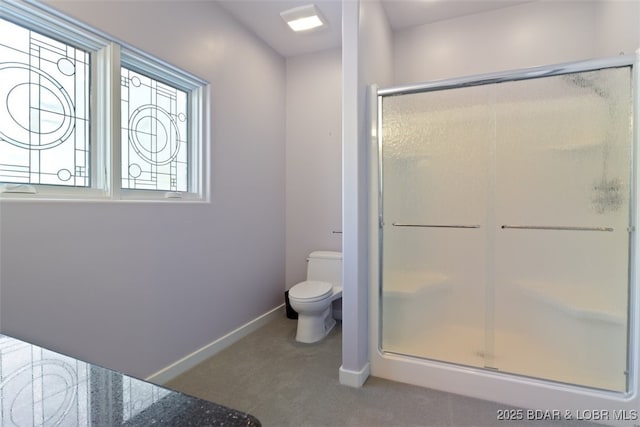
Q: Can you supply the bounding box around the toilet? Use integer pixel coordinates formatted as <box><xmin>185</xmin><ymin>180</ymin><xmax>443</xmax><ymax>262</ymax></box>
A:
<box><xmin>288</xmin><ymin>251</ymin><xmax>342</xmax><ymax>343</ymax></box>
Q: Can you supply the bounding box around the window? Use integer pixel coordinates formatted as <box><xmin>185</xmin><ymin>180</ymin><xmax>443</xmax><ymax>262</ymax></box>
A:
<box><xmin>120</xmin><ymin>67</ymin><xmax>189</xmax><ymax>192</ymax></box>
<box><xmin>0</xmin><ymin>0</ymin><xmax>208</xmax><ymax>200</ymax></box>
<box><xmin>0</xmin><ymin>18</ymin><xmax>90</xmax><ymax>187</ymax></box>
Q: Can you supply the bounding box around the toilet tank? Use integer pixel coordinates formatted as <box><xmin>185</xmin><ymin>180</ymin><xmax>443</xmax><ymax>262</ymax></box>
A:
<box><xmin>306</xmin><ymin>251</ymin><xmax>342</xmax><ymax>286</ymax></box>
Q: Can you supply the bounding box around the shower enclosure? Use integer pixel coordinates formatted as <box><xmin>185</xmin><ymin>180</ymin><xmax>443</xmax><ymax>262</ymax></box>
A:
<box><xmin>375</xmin><ymin>57</ymin><xmax>635</xmax><ymax>394</ymax></box>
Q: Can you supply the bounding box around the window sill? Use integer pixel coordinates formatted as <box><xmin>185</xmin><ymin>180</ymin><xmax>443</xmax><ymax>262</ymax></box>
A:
<box><xmin>0</xmin><ymin>187</ymin><xmax>208</xmax><ymax>204</ymax></box>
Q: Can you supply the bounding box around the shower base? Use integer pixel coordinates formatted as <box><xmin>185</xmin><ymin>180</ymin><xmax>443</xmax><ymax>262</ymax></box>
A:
<box><xmin>383</xmin><ymin>323</ymin><xmax>625</xmax><ymax>392</ymax></box>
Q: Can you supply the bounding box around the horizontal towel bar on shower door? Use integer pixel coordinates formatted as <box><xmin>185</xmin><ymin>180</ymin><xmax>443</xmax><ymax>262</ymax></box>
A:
<box><xmin>392</xmin><ymin>223</ymin><xmax>481</xmax><ymax>229</ymax></box>
<box><xmin>500</xmin><ymin>225</ymin><xmax>614</xmax><ymax>232</ymax></box>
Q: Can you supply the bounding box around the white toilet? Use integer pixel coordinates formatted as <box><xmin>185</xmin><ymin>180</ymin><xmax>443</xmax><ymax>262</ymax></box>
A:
<box><xmin>288</xmin><ymin>251</ymin><xmax>342</xmax><ymax>343</ymax></box>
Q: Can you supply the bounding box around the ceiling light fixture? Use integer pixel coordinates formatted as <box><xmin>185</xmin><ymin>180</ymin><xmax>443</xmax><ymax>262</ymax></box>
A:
<box><xmin>280</xmin><ymin>4</ymin><xmax>327</xmax><ymax>32</ymax></box>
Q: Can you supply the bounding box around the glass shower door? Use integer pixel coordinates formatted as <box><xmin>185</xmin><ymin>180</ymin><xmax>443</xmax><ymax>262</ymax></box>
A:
<box><xmin>380</xmin><ymin>85</ymin><xmax>493</xmax><ymax>368</ymax></box>
<box><xmin>493</xmin><ymin>68</ymin><xmax>632</xmax><ymax>391</ymax></box>
<box><xmin>379</xmin><ymin>65</ymin><xmax>632</xmax><ymax>391</ymax></box>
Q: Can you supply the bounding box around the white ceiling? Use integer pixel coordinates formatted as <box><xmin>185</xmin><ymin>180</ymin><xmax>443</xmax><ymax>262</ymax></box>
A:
<box><xmin>217</xmin><ymin>0</ymin><xmax>342</xmax><ymax>57</ymax></box>
<box><xmin>217</xmin><ymin>0</ymin><xmax>533</xmax><ymax>58</ymax></box>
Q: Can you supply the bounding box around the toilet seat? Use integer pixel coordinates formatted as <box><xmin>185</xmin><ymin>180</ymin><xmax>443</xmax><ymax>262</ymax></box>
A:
<box><xmin>289</xmin><ymin>281</ymin><xmax>333</xmax><ymax>302</ymax></box>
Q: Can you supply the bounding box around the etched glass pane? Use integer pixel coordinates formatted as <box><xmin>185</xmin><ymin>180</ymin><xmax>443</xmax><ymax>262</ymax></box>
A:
<box><xmin>121</xmin><ymin>67</ymin><xmax>188</xmax><ymax>191</ymax></box>
<box><xmin>0</xmin><ymin>18</ymin><xmax>90</xmax><ymax>186</ymax></box>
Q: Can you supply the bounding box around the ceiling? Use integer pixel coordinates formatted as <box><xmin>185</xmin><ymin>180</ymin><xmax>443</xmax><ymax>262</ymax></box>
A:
<box><xmin>217</xmin><ymin>0</ymin><xmax>342</xmax><ymax>57</ymax></box>
<box><xmin>217</xmin><ymin>0</ymin><xmax>533</xmax><ymax>58</ymax></box>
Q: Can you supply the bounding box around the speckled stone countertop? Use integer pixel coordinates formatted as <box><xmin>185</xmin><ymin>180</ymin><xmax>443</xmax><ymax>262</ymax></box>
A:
<box><xmin>0</xmin><ymin>334</ymin><xmax>261</xmax><ymax>426</ymax></box>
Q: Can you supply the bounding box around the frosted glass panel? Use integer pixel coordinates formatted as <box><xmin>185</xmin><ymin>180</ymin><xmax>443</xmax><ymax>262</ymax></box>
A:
<box><xmin>380</xmin><ymin>86</ymin><xmax>492</xmax><ymax>367</ymax></box>
<box><xmin>379</xmin><ymin>66</ymin><xmax>632</xmax><ymax>391</ymax></box>
<box><xmin>493</xmin><ymin>68</ymin><xmax>631</xmax><ymax>391</ymax></box>
<box><xmin>381</xmin><ymin>88</ymin><xmax>491</xmax><ymax>225</ymax></box>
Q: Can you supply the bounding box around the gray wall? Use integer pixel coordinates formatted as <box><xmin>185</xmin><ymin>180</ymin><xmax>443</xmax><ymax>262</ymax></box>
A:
<box><xmin>393</xmin><ymin>0</ymin><xmax>640</xmax><ymax>85</ymax></box>
<box><xmin>285</xmin><ymin>48</ymin><xmax>342</xmax><ymax>289</ymax></box>
<box><xmin>0</xmin><ymin>0</ymin><xmax>286</xmax><ymax>379</ymax></box>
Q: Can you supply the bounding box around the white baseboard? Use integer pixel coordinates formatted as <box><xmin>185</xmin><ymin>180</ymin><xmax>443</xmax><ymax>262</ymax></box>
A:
<box><xmin>339</xmin><ymin>362</ymin><xmax>370</xmax><ymax>388</ymax></box>
<box><xmin>146</xmin><ymin>304</ymin><xmax>284</xmax><ymax>385</ymax></box>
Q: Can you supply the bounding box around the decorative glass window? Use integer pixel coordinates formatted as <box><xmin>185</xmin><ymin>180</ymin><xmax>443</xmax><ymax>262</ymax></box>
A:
<box><xmin>0</xmin><ymin>0</ymin><xmax>208</xmax><ymax>200</ymax></box>
<box><xmin>0</xmin><ymin>17</ymin><xmax>90</xmax><ymax>187</ymax></box>
<box><xmin>120</xmin><ymin>67</ymin><xmax>189</xmax><ymax>192</ymax></box>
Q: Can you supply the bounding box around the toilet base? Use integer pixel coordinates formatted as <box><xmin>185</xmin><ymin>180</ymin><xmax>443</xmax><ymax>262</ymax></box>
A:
<box><xmin>295</xmin><ymin>306</ymin><xmax>336</xmax><ymax>343</ymax></box>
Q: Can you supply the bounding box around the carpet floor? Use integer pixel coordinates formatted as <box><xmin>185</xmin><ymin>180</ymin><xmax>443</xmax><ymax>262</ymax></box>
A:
<box><xmin>167</xmin><ymin>312</ymin><xmax>598</xmax><ymax>427</ymax></box>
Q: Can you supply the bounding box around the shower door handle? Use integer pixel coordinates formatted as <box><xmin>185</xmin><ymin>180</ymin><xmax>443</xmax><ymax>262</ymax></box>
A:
<box><xmin>392</xmin><ymin>223</ymin><xmax>481</xmax><ymax>229</ymax></box>
<box><xmin>500</xmin><ymin>225</ymin><xmax>614</xmax><ymax>232</ymax></box>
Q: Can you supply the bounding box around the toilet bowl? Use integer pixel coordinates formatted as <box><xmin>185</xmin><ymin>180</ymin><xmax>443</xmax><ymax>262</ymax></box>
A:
<box><xmin>288</xmin><ymin>251</ymin><xmax>342</xmax><ymax>343</ymax></box>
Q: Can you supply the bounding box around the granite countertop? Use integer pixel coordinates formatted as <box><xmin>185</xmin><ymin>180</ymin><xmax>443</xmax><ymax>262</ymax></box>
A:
<box><xmin>0</xmin><ymin>334</ymin><xmax>261</xmax><ymax>426</ymax></box>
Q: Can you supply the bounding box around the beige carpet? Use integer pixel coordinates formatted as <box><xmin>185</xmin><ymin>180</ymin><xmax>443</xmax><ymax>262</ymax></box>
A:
<box><xmin>167</xmin><ymin>313</ymin><xmax>596</xmax><ymax>427</ymax></box>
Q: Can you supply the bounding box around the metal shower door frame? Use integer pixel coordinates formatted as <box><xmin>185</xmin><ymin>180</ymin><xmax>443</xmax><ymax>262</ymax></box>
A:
<box><xmin>374</xmin><ymin>52</ymin><xmax>639</xmax><ymax>393</ymax></box>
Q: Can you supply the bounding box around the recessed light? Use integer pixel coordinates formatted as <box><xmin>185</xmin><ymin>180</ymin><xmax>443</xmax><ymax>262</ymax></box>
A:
<box><xmin>280</xmin><ymin>4</ymin><xmax>327</xmax><ymax>32</ymax></box>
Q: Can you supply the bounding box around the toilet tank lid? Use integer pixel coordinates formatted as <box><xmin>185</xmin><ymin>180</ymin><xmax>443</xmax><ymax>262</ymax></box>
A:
<box><xmin>308</xmin><ymin>251</ymin><xmax>342</xmax><ymax>260</ymax></box>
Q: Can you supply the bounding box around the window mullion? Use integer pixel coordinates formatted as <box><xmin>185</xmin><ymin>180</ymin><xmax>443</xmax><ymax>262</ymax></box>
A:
<box><xmin>192</xmin><ymin>86</ymin><xmax>209</xmax><ymax>198</ymax></box>
<box><xmin>108</xmin><ymin>43</ymin><xmax>121</xmax><ymax>198</ymax></box>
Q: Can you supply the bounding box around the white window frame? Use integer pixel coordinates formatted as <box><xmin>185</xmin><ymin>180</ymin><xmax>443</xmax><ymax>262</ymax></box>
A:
<box><xmin>0</xmin><ymin>0</ymin><xmax>209</xmax><ymax>202</ymax></box>
<box><xmin>117</xmin><ymin>48</ymin><xmax>208</xmax><ymax>201</ymax></box>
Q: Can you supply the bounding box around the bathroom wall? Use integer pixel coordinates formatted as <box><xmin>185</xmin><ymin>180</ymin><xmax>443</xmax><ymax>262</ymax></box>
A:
<box><xmin>393</xmin><ymin>0</ymin><xmax>640</xmax><ymax>85</ymax></box>
<box><xmin>341</xmin><ymin>0</ymin><xmax>393</xmax><ymax>385</ymax></box>
<box><xmin>0</xmin><ymin>0</ymin><xmax>286</xmax><ymax>379</ymax></box>
<box><xmin>594</xmin><ymin>0</ymin><xmax>640</xmax><ymax>58</ymax></box>
<box><xmin>285</xmin><ymin>48</ymin><xmax>342</xmax><ymax>289</ymax></box>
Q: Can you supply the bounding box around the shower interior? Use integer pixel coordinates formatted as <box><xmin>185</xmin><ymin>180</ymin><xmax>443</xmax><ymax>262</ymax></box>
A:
<box><xmin>377</xmin><ymin>63</ymin><xmax>633</xmax><ymax>393</ymax></box>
